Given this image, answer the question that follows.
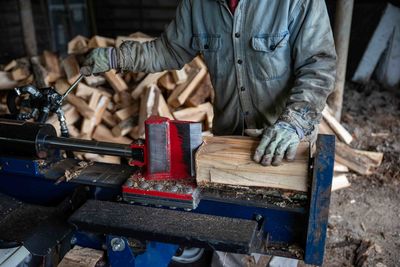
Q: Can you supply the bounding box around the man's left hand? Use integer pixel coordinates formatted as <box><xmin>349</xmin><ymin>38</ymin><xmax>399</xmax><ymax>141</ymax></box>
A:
<box><xmin>245</xmin><ymin>121</ymin><xmax>301</xmax><ymax>166</ymax></box>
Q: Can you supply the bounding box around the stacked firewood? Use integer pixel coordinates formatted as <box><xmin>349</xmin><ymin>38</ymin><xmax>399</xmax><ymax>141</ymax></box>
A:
<box><xmin>0</xmin><ymin>33</ymin><xmax>214</xmax><ymax>163</ymax></box>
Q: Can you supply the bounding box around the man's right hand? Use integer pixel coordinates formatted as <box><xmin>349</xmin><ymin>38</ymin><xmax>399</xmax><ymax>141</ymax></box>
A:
<box><xmin>80</xmin><ymin>47</ymin><xmax>115</xmax><ymax>76</ymax></box>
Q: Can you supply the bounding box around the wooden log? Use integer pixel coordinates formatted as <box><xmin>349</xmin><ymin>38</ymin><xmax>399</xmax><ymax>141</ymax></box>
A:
<box><xmin>103</xmin><ymin>70</ymin><xmax>128</xmax><ymax>92</ymax></box>
<box><xmin>0</xmin><ymin>71</ymin><xmax>18</xmax><ymax>90</ymax></box>
<box><xmin>43</xmin><ymin>50</ymin><xmax>62</xmax><ymax>83</ymax></box>
<box><xmin>102</xmin><ymin>110</ymin><xmax>117</xmax><ymax>128</ymax></box>
<box><xmin>62</xmin><ymin>55</ymin><xmax>81</xmax><ymax>85</ymax></box>
<box><xmin>112</xmin><ymin>117</ymin><xmax>136</xmax><ymax>137</ymax></box>
<box><xmin>171</xmin><ymin>68</ymin><xmax>188</xmax><ymax>84</ymax></box>
<box><xmin>88</xmin><ymin>35</ymin><xmax>115</xmax><ymax>48</ymax></box>
<box><xmin>168</xmin><ymin>57</ymin><xmax>207</xmax><ymax>108</ymax></box>
<box><xmin>68</xmin><ymin>35</ymin><xmax>89</xmax><ymax>54</ymax></box>
<box><xmin>331</xmin><ymin>173</ymin><xmax>351</xmax><ymax>192</ymax></box>
<box><xmin>157</xmin><ymin>92</ymin><xmax>174</xmax><ymax>120</ymax></box>
<box><xmin>136</xmin><ymin>85</ymin><xmax>160</xmax><ymax>137</ymax></box>
<box><xmin>173</xmin><ymin>102</ymin><xmax>213</xmax><ymax>128</ymax></box>
<box><xmin>158</xmin><ymin>72</ymin><xmax>176</xmax><ymax>91</ymax></box>
<box><xmin>115</xmin><ymin>106</ymin><xmax>139</xmax><ymax>122</ymax></box>
<box><xmin>58</xmin><ymin>245</ymin><xmax>103</xmax><ymax>267</ymax></box>
<box><xmin>322</xmin><ymin>107</ymin><xmax>353</xmax><ymax>144</ymax></box>
<box><xmin>93</xmin><ymin>124</ymin><xmax>132</xmax><ymax>144</ymax></box>
<box><xmin>195</xmin><ymin>136</ymin><xmax>310</xmax><ymax>192</ymax></box>
<box><xmin>186</xmin><ymin>74</ymin><xmax>212</xmax><ymax>107</ymax></box>
<box><xmin>131</xmin><ymin>71</ymin><xmax>167</xmax><ymax>99</ymax></box>
<box><xmin>66</xmin><ymin>94</ymin><xmax>94</xmax><ymax>119</ymax></box>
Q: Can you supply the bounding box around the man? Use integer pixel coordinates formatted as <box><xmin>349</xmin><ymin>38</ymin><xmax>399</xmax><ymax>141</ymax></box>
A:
<box><xmin>81</xmin><ymin>0</ymin><xmax>335</xmax><ymax>265</ymax></box>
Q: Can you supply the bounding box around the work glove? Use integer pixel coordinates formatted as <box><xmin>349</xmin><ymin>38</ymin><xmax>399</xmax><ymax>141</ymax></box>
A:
<box><xmin>245</xmin><ymin>121</ymin><xmax>303</xmax><ymax>166</ymax></box>
<box><xmin>80</xmin><ymin>47</ymin><xmax>118</xmax><ymax>76</ymax></box>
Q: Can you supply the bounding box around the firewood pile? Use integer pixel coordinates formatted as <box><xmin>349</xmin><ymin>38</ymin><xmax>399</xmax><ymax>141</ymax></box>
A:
<box><xmin>0</xmin><ymin>33</ymin><xmax>214</xmax><ymax>164</ymax></box>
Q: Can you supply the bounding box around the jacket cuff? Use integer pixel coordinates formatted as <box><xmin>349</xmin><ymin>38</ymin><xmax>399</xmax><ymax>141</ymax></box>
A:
<box><xmin>108</xmin><ymin>47</ymin><xmax>119</xmax><ymax>69</ymax></box>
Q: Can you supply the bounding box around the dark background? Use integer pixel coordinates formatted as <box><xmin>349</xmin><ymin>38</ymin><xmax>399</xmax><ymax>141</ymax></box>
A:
<box><xmin>1</xmin><ymin>0</ymin><xmax>399</xmax><ymax>76</ymax></box>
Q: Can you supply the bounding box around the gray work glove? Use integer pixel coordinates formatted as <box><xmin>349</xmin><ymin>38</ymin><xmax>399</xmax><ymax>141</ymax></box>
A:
<box><xmin>245</xmin><ymin>121</ymin><xmax>303</xmax><ymax>166</ymax></box>
<box><xmin>80</xmin><ymin>47</ymin><xmax>118</xmax><ymax>76</ymax></box>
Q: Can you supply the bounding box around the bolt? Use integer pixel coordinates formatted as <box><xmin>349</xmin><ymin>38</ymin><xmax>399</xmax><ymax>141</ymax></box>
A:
<box><xmin>170</xmin><ymin>186</ymin><xmax>178</xmax><ymax>193</ymax></box>
<box><xmin>154</xmin><ymin>184</ymin><xmax>163</xmax><ymax>191</ymax></box>
<box><xmin>185</xmin><ymin>187</ymin><xmax>194</xmax><ymax>194</ymax></box>
<box><xmin>255</xmin><ymin>214</ymin><xmax>263</xmax><ymax>222</ymax></box>
<box><xmin>126</xmin><ymin>179</ymin><xmax>134</xmax><ymax>187</ymax></box>
<box><xmin>111</xmin><ymin>238</ymin><xmax>125</xmax><ymax>252</ymax></box>
<box><xmin>70</xmin><ymin>236</ymin><xmax>77</xmax><ymax>245</ymax></box>
<box><xmin>140</xmin><ymin>182</ymin><xmax>149</xmax><ymax>189</ymax></box>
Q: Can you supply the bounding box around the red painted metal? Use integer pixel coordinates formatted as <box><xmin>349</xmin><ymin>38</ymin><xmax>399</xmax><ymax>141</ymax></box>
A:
<box><xmin>122</xmin><ymin>186</ymin><xmax>194</xmax><ymax>201</ymax></box>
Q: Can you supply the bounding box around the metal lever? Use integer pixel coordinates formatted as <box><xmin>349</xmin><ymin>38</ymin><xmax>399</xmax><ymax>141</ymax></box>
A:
<box><xmin>59</xmin><ymin>74</ymin><xmax>84</xmax><ymax>103</ymax></box>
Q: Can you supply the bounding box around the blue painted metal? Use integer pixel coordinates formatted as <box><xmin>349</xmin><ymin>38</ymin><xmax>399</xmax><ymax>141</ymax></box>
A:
<box><xmin>106</xmin><ymin>235</ymin><xmax>178</xmax><ymax>267</ymax></box>
<box><xmin>304</xmin><ymin>134</ymin><xmax>335</xmax><ymax>265</ymax></box>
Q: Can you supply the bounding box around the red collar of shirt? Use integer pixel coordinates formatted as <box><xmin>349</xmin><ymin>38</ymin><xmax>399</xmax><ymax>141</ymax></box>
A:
<box><xmin>229</xmin><ymin>0</ymin><xmax>239</xmax><ymax>14</ymax></box>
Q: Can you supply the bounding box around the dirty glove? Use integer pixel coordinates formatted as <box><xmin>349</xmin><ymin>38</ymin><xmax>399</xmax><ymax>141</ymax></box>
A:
<box><xmin>245</xmin><ymin>121</ymin><xmax>303</xmax><ymax>166</ymax></box>
<box><xmin>80</xmin><ymin>47</ymin><xmax>118</xmax><ymax>76</ymax></box>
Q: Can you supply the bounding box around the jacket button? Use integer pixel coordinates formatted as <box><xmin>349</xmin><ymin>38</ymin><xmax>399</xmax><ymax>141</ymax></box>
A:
<box><xmin>235</xmin><ymin>33</ymin><xmax>240</xmax><ymax>38</ymax></box>
<box><xmin>269</xmin><ymin>45</ymin><xmax>275</xmax><ymax>50</ymax></box>
<box><xmin>237</xmin><ymin>59</ymin><xmax>243</xmax><ymax>64</ymax></box>
<box><xmin>240</xmin><ymin>87</ymin><xmax>245</xmax><ymax>91</ymax></box>
<box><xmin>204</xmin><ymin>44</ymin><xmax>209</xmax><ymax>49</ymax></box>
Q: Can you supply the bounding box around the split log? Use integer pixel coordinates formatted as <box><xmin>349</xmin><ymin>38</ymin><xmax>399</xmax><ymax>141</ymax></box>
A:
<box><xmin>173</xmin><ymin>102</ymin><xmax>213</xmax><ymax>129</ymax></box>
<box><xmin>68</xmin><ymin>35</ymin><xmax>89</xmax><ymax>54</ymax></box>
<box><xmin>158</xmin><ymin>72</ymin><xmax>176</xmax><ymax>91</ymax></box>
<box><xmin>76</xmin><ymin>83</ymin><xmax>96</xmax><ymax>100</ymax></box>
<box><xmin>171</xmin><ymin>68</ymin><xmax>188</xmax><ymax>84</ymax></box>
<box><xmin>11</xmin><ymin>67</ymin><xmax>30</xmax><ymax>81</ymax></box>
<box><xmin>103</xmin><ymin>70</ymin><xmax>128</xmax><ymax>92</ymax></box>
<box><xmin>112</xmin><ymin>117</ymin><xmax>136</xmax><ymax>137</ymax></box>
<box><xmin>30</xmin><ymin>56</ymin><xmax>49</xmax><ymax>87</ymax></box>
<box><xmin>196</xmin><ymin>136</ymin><xmax>310</xmax><ymax>192</ymax></box>
<box><xmin>157</xmin><ymin>93</ymin><xmax>174</xmax><ymax>120</ymax></box>
<box><xmin>88</xmin><ymin>35</ymin><xmax>115</xmax><ymax>48</ymax></box>
<box><xmin>0</xmin><ymin>71</ymin><xmax>18</xmax><ymax>90</ymax></box>
<box><xmin>168</xmin><ymin>57</ymin><xmax>207</xmax><ymax>108</ymax></box>
<box><xmin>322</xmin><ymin>107</ymin><xmax>353</xmax><ymax>144</ymax></box>
<box><xmin>43</xmin><ymin>50</ymin><xmax>62</xmax><ymax>83</ymax></box>
<box><xmin>131</xmin><ymin>71</ymin><xmax>167</xmax><ymax>99</ymax></box>
<box><xmin>102</xmin><ymin>110</ymin><xmax>117</xmax><ymax>128</ymax></box>
<box><xmin>136</xmin><ymin>85</ymin><xmax>160</xmax><ymax>137</ymax></box>
<box><xmin>62</xmin><ymin>55</ymin><xmax>81</xmax><ymax>85</ymax></box>
<box><xmin>115</xmin><ymin>106</ymin><xmax>139</xmax><ymax>122</ymax></box>
<box><xmin>81</xmin><ymin>91</ymin><xmax>102</xmax><ymax>135</ymax></box>
<box><xmin>93</xmin><ymin>124</ymin><xmax>132</xmax><ymax>144</ymax></box>
<box><xmin>331</xmin><ymin>173</ymin><xmax>351</xmax><ymax>191</ymax></box>
<box><xmin>186</xmin><ymin>74</ymin><xmax>212</xmax><ymax>107</ymax></box>
<box><xmin>54</xmin><ymin>78</ymin><xmax>70</xmax><ymax>95</ymax></box>
<box><xmin>334</xmin><ymin>162</ymin><xmax>349</xmax><ymax>173</ymax></box>
<box><xmin>66</xmin><ymin>94</ymin><xmax>94</xmax><ymax>119</ymax></box>
<box><xmin>84</xmin><ymin>75</ymin><xmax>106</xmax><ymax>87</ymax></box>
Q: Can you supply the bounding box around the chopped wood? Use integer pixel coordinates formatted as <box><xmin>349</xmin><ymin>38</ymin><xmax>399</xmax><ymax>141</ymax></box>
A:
<box><xmin>43</xmin><ymin>50</ymin><xmax>62</xmax><ymax>82</ymax></box>
<box><xmin>84</xmin><ymin>75</ymin><xmax>106</xmax><ymax>87</ymax></box>
<box><xmin>112</xmin><ymin>117</ymin><xmax>136</xmax><ymax>137</ymax></box>
<box><xmin>81</xmin><ymin>91</ymin><xmax>102</xmax><ymax>135</ymax></box>
<box><xmin>66</xmin><ymin>94</ymin><xmax>94</xmax><ymax>119</ymax></box>
<box><xmin>354</xmin><ymin>149</ymin><xmax>384</xmax><ymax>167</ymax></box>
<box><xmin>196</xmin><ymin>136</ymin><xmax>310</xmax><ymax>192</ymax></box>
<box><xmin>103</xmin><ymin>70</ymin><xmax>128</xmax><ymax>92</ymax></box>
<box><xmin>131</xmin><ymin>71</ymin><xmax>167</xmax><ymax>99</ymax></box>
<box><xmin>62</xmin><ymin>55</ymin><xmax>80</xmax><ymax>84</ymax></box>
<box><xmin>93</xmin><ymin>124</ymin><xmax>132</xmax><ymax>144</ymax></box>
<box><xmin>168</xmin><ymin>57</ymin><xmax>207</xmax><ymax>108</ymax></box>
<box><xmin>30</xmin><ymin>56</ymin><xmax>49</xmax><ymax>87</ymax></box>
<box><xmin>173</xmin><ymin>102</ymin><xmax>213</xmax><ymax>128</ymax></box>
<box><xmin>335</xmin><ymin>141</ymin><xmax>380</xmax><ymax>175</ymax></box>
<box><xmin>158</xmin><ymin>72</ymin><xmax>176</xmax><ymax>90</ymax></box>
<box><xmin>11</xmin><ymin>66</ymin><xmax>30</xmax><ymax>81</ymax></box>
<box><xmin>54</xmin><ymin>78</ymin><xmax>70</xmax><ymax>95</ymax></box>
<box><xmin>114</xmin><ymin>91</ymin><xmax>136</xmax><ymax>109</ymax></box>
<box><xmin>68</xmin><ymin>35</ymin><xmax>89</xmax><ymax>54</ymax></box>
<box><xmin>136</xmin><ymin>85</ymin><xmax>160</xmax><ymax>137</ymax></box>
<box><xmin>171</xmin><ymin>68</ymin><xmax>188</xmax><ymax>84</ymax></box>
<box><xmin>4</xmin><ymin>60</ymin><xmax>17</xmax><ymax>71</ymax></box>
<box><xmin>318</xmin><ymin>118</ymin><xmax>336</xmax><ymax>136</ymax></box>
<box><xmin>157</xmin><ymin>92</ymin><xmax>174</xmax><ymax>120</ymax></box>
<box><xmin>0</xmin><ymin>71</ymin><xmax>18</xmax><ymax>90</ymax></box>
<box><xmin>84</xmin><ymin>153</ymin><xmax>121</xmax><ymax>164</ymax></box>
<box><xmin>58</xmin><ymin>245</ymin><xmax>103</xmax><ymax>267</ymax></box>
<box><xmin>334</xmin><ymin>161</ymin><xmax>350</xmax><ymax>173</ymax></box>
<box><xmin>75</xmin><ymin>83</ymin><xmax>95</xmax><ymax>100</ymax></box>
<box><xmin>88</xmin><ymin>35</ymin><xmax>115</xmax><ymax>48</ymax></box>
<box><xmin>331</xmin><ymin>173</ymin><xmax>351</xmax><ymax>192</ymax></box>
<box><xmin>186</xmin><ymin>73</ymin><xmax>212</xmax><ymax>107</ymax></box>
<box><xmin>115</xmin><ymin>106</ymin><xmax>139</xmax><ymax>122</ymax></box>
<box><xmin>102</xmin><ymin>110</ymin><xmax>117</xmax><ymax>128</ymax></box>
<box><xmin>322</xmin><ymin>107</ymin><xmax>353</xmax><ymax>144</ymax></box>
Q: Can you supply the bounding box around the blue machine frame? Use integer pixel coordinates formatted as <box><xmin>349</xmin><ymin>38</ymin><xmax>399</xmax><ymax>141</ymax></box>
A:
<box><xmin>0</xmin><ymin>135</ymin><xmax>335</xmax><ymax>266</ymax></box>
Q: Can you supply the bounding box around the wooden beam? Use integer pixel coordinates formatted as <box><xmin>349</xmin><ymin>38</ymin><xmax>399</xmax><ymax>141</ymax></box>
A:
<box><xmin>196</xmin><ymin>136</ymin><xmax>310</xmax><ymax>192</ymax></box>
<box><xmin>131</xmin><ymin>71</ymin><xmax>167</xmax><ymax>99</ymax></box>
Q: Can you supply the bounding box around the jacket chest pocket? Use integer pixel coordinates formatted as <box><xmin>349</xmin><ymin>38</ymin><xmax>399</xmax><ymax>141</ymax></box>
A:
<box><xmin>191</xmin><ymin>35</ymin><xmax>225</xmax><ymax>78</ymax></box>
<box><xmin>250</xmin><ymin>31</ymin><xmax>291</xmax><ymax>81</ymax></box>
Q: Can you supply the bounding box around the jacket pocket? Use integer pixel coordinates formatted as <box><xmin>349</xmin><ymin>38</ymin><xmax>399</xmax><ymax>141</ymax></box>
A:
<box><xmin>250</xmin><ymin>31</ymin><xmax>290</xmax><ymax>81</ymax></box>
<box><xmin>191</xmin><ymin>34</ymin><xmax>225</xmax><ymax>78</ymax></box>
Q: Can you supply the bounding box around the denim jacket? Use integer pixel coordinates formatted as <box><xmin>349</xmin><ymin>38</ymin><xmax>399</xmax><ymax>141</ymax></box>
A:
<box><xmin>118</xmin><ymin>0</ymin><xmax>337</xmax><ymax>136</ymax></box>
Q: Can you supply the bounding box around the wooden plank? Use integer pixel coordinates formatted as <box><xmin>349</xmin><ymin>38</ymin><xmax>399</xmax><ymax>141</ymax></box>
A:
<box><xmin>196</xmin><ymin>136</ymin><xmax>310</xmax><ymax>192</ymax></box>
<box><xmin>131</xmin><ymin>71</ymin><xmax>167</xmax><ymax>99</ymax></box>
<box><xmin>66</xmin><ymin>94</ymin><xmax>94</xmax><ymax>119</ymax></box>
<box><xmin>58</xmin><ymin>245</ymin><xmax>103</xmax><ymax>267</ymax></box>
<box><xmin>322</xmin><ymin>107</ymin><xmax>353</xmax><ymax>144</ymax></box>
<box><xmin>103</xmin><ymin>70</ymin><xmax>128</xmax><ymax>92</ymax></box>
<box><xmin>0</xmin><ymin>71</ymin><xmax>18</xmax><ymax>90</ymax></box>
<box><xmin>11</xmin><ymin>67</ymin><xmax>30</xmax><ymax>81</ymax></box>
<box><xmin>62</xmin><ymin>55</ymin><xmax>80</xmax><ymax>85</ymax></box>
